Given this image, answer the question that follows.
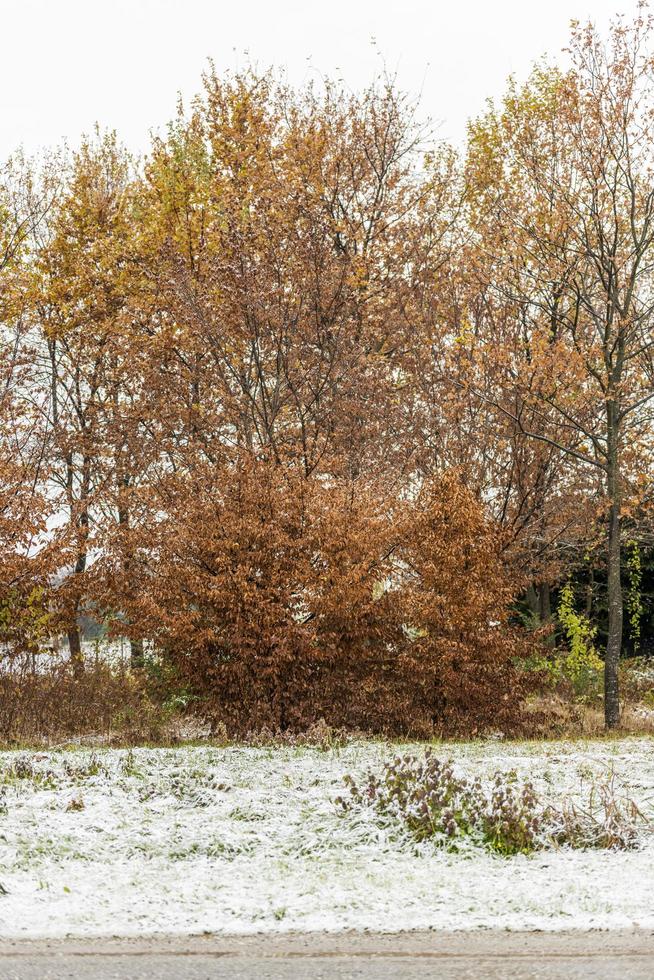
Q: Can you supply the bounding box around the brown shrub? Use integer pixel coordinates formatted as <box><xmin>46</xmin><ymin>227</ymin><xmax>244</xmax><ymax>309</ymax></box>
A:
<box><xmin>399</xmin><ymin>475</ymin><xmax>533</xmax><ymax>735</ymax></box>
<box><xmin>111</xmin><ymin>462</ymin><xmax>531</xmax><ymax>736</ymax></box>
<box><xmin>0</xmin><ymin>657</ymin><xmax>179</xmax><ymax>746</ymax></box>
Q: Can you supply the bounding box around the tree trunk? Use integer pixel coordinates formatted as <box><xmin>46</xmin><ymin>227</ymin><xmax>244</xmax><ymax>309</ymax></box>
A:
<box><xmin>67</xmin><ymin>546</ymin><xmax>88</xmax><ymax>678</ymax></box>
<box><xmin>538</xmin><ymin>582</ymin><xmax>551</xmax><ymax>622</ymax></box>
<box><xmin>605</xmin><ymin>413</ymin><xmax>622</xmax><ymax>729</ymax></box>
<box><xmin>118</xmin><ymin>491</ymin><xmax>145</xmax><ymax>671</ymax></box>
<box><xmin>526</xmin><ymin>582</ymin><xmax>555</xmax><ymax>646</ymax></box>
<box><xmin>67</xmin><ymin>623</ymin><xmax>84</xmax><ymax>678</ymax></box>
<box><xmin>130</xmin><ymin>637</ymin><xmax>145</xmax><ymax>670</ymax></box>
<box><xmin>525</xmin><ymin>583</ymin><xmax>539</xmax><ymax>617</ymax></box>
<box><xmin>538</xmin><ymin>583</ymin><xmax>555</xmax><ymax>648</ymax></box>
<box><xmin>605</xmin><ymin>498</ymin><xmax>622</xmax><ymax>728</ymax></box>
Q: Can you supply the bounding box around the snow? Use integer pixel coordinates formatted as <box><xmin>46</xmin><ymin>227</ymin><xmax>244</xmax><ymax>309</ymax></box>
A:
<box><xmin>0</xmin><ymin>737</ymin><xmax>653</xmax><ymax>938</ymax></box>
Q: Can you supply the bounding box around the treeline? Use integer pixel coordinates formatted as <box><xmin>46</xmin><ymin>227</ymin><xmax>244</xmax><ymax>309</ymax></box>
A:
<box><xmin>1</xmin><ymin>12</ymin><xmax>654</xmax><ymax>733</ymax></box>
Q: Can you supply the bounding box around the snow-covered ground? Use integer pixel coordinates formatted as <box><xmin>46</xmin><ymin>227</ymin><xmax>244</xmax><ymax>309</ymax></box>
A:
<box><xmin>0</xmin><ymin>738</ymin><xmax>653</xmax><ymax>938</ymax></box>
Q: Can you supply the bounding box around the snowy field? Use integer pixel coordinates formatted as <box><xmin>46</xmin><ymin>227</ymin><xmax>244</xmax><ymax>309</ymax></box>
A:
<box><xmin>0</xmin><ymin>738</ymin><xmax>653</xmax><ymax>938</ymax></box>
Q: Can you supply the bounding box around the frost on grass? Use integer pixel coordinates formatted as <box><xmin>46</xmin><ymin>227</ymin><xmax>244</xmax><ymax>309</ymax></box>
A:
<box><xmin>338</xmin><ymin>751</ymin><xmax>646</xmax><ymax>855</ymax></box>
<box><xmin>0</xmin><ymin>739</ymin><xmax>653</xmax><ymax>937</ymax></box>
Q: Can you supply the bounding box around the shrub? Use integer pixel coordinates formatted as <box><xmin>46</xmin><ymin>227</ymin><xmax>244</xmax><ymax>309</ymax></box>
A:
<box><xmin>398</xmin><ymin>475</ymin><xmax>533</xmax><ymax>734</ymax></box>
<box><xmin>557</xmin><ymin>583</ymin><xmax>603</xmax><ymax>698</ymax></box>
<box><xmin>115</xmin><ymin>464</ymin><xmax>530</xmax><ymax>736</ymax></box>
<box><xmin>338</xmin><ymin>750</ymin><xmax>645</xmax><ymax>853</ymax></box>
<box><xmin>521</xmin><ymin>584</ymin><xmax>604</xmax><ymax>703</ymax></box>
<box><xmin>0</xmin><ymin>657</ymin><xmax>187</xmax><ymax>746</ymax></box>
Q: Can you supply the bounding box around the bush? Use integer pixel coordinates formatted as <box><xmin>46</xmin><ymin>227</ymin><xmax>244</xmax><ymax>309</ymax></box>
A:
<box><xmin>0</xmin><ymin>657</ymin><xmax>187</xmax><ymax>746</ymax></box>
<box><xmin>113</xmin><ymin>465</ymin><xmax>531</xmax><ymax>736</ymax></box>
<box><xmin>557</xmin><ymin>583</ymin><xmax>604</xmax><ymax>699</ymax></box>
<box><xmin>338</xmin><ymin>750</ymin><xmax>645</xmax><ymax>854</ymax></box>
<box><xmin>520</xmin><ymin>584</ymin><xmax>604</xmax><ymax>704</ymax></box>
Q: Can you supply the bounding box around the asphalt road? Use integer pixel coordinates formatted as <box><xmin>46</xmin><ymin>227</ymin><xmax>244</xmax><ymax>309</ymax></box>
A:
<box><xmin>2</xmin><ymin>931</ymin><xmax>654</xmax><ymax>980</ymax></box>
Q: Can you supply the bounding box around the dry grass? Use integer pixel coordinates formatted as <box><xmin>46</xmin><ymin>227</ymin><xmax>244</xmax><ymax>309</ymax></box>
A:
<box><xmin>523</xmin><ymin>693</ymin><xmax>654</xmax><ymax>738</ymax></box>
<box><xmin>0</xmin><ymin>659</ymin><xmax>191</xmax><ymax>748</ymax></box>
<box><xmin>4</xmin><ymin>653</ymin><xmax>654</xmax><ymax>749</ymax></box>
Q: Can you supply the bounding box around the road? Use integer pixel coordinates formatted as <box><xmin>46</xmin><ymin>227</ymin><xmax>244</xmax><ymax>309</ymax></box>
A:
<box><xmin>1</xmin><ymin>930</ymin><xmax>654</xmax><ymax>979</ymax></box>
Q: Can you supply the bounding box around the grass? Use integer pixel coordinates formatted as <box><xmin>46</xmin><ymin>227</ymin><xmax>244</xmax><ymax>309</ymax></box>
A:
<box><xmin>0</xmin><ymin>738</ymin><xmax>653</xmax><ymax>934</ymax></box>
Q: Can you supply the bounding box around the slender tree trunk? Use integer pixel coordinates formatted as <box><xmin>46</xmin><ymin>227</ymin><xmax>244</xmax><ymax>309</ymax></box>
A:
<box><xmin>538</xmin><ymin>583</ymin><xmax>555</xmax><ymax>648</ymax></box>
<box><xmin>67</xmin><ymin>543</ymin><xmax>88</xmax><ymax>677</ymax></box>
<box><xmin>538</xmin><ymin>582</ymin><xmax>551</xmax><ymax>622</ymax></box>
<box><xmin>525</xmin><ymin>583</ymin><xmax>539</xmax><ymax>618</ymax></box>
<box><xmin>605</xmin><ymin>409</ymin><xmax>622</xmax><ymax>729</ymax></box>
<box><xmin>605</xmin><ymin>500</ymin><xmax>622</xmax><ymax>728</ymax></box>
<box><xmin>67</xmin><ymin>620</ymin><xmax>84</xmax><ymax>677</ymax></box>
<box><xmin>130</xmin><ymin>637</ymin><xmax>145</xmax><ymax>670</ymax></box>
<box><xmin>526</xmin><ymin>582</ymin><xmax>555</xmax><ymax>646</ymax></box>
<box><xmin>118</xmin><ymin>491</ymin><xmax>145</xmax><ymax>670</ymax></box>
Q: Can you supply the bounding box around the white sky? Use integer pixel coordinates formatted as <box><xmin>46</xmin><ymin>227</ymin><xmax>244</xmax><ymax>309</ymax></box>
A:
<box><xmin>0</xmin><ymin>0</ymin><xmax>637</xmax><ymax>159</ymax></box>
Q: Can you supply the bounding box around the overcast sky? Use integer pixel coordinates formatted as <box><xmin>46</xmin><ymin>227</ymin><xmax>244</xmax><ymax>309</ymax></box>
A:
<box><xmin>0</xmin><ymin>0</ymin><xmax>637</xmax><ymax>159</ymax></box>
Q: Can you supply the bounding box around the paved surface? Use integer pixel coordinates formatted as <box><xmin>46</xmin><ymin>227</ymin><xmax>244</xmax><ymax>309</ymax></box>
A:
<box><xmin>1</xmin><ymin>931</ymin><xmax>654</xmax><ymax>979</ymax></box>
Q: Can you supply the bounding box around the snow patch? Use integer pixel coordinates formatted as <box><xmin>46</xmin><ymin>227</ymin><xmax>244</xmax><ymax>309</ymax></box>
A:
<box><xmin>0</xmin><ymin>738</ymin><xmax>653</xmax><ymax>937</ymax></box>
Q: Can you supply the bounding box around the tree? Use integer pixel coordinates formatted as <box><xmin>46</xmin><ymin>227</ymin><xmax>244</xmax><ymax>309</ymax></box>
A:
<box><xmin>106</xmin><ymin>73</ymin><xmax>527</xmax><ymax>734</ymax></box>
<box><xmin>462</xmin><ymin>11</ymin><xmax>654</xmax><ymax>726</ymax></box>
<box><xmin>0</xmin><ymin>155</ymin><xmax>57</xmax><ymax>657</ymax></box>
<box><xmin>29</xmin><ymin>132</ymin><xmax>142</xmax><ymax>669</ymax></box>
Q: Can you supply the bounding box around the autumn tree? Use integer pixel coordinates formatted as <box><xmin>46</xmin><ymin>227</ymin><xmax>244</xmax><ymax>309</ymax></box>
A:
<box><xmin>136</xmin><ymin>71</ymin><xmax>440</xmax><ymax>481</ymax></box>
<box><xmin>29</xmin><ymin>133</ymin><xmax>143</xmax><ymax>669</ymax></box>
<box><xmin>11</xmin><ymin>41</ymin><xmax>653</xmax><ymax>737</ymax></box>
<box><xmin>0</xmin><ymin>155</ymin><xmax>58</xmax><ymax>655</ymax></box>
<box><xmin>99</xmin><ymin>72</ymin><xmax>529</xmax><ymax>734</ymax></box>
<box><xmin>462</xmin><ymin>11</ymin><xmax>654</xmax><ymax>726</ymax></box>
